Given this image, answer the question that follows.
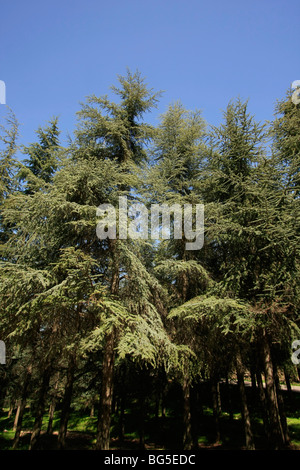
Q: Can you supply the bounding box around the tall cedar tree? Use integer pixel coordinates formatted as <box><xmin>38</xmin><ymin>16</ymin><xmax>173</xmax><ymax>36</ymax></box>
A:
<box><xmin>147</xmin><ymin>102</ymin><xmax>211</xmax><ymax>449</ymax></box>
<box><xmin>0</xmin><ymin>70</ymin><xmax>178</xmax><ymax>450</ymax></box>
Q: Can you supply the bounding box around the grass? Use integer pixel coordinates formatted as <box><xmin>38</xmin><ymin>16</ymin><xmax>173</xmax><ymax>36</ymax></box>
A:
<box><xmin>287</xmin><ymin>418</ymin><xmax>300</xmax><ymax>447</ymax></box>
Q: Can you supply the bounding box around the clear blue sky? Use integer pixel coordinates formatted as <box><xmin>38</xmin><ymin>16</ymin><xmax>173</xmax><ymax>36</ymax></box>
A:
<box><xmin>1</xmin><ymin>0</ymin><xmax>299</xmax><ymax>150</ymax></box>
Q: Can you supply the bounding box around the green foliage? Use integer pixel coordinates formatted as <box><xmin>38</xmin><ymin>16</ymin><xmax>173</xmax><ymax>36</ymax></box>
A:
<box><xmin>169</xmin><ymin>294</ymin><xmax>255</xmax><ymax>337</ymax></box>
<box><xmin>75</xmin><ymin>69</ymin><xmax>161</xmax><ymax>164</ymax></box>
<box><xmin>0</xmin><ymin>73</ymin><xmax>299</xmax><ymax>450</ymax></box>
<box><xmin>18</xmin><ymin>118</ymin><xmax>62</xmax><ymax>194</ymax></box>
<box><xmin>271</xmin><ymin>90</ymin><xmax>300</xmax><ymax>195</ymax></box>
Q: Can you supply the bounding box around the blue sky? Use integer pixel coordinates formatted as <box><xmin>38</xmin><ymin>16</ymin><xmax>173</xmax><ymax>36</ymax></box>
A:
<box><xmin>1</xmin><ymin>0</ymin><xmax>299</xmax><ymax>151</ymax></box>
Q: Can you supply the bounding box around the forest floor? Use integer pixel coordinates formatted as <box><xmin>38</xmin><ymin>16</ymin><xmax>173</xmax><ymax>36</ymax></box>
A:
<box><xmin>1</xmin><ymin>384</ymin><xmax>300</xmax><ymax>451</ymax></box>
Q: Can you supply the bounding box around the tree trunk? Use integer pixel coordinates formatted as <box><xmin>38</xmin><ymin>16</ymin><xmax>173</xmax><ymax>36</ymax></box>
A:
<box><xmin>190</xmin><ymin>382</ymin><xmax>199</xmax><ymax>449</ymax></box>
<box><xmin>57</xmin><ymin>356</ymin><xmax>76</xmax><ymax>450</ymax></box>
<box><xmin>160</xmin><ymin>372</ymin><xmax>167</xmax><ymax>420</ymax></box>
<box><xmin>261</xmin><ymin>332</ymin><xmax>285</xmax><ymax>449</ymax></box>
<box><xmin>47</xmin><ymin>372</ymin><xmax>59</xmax><ymax>434</ymax></box>
<box><xmin>95</xmin><ymin>242</ymin><xmax>119</xmax><ymax>451</ymax></box>
<box><xmin>8</xmin><ymin>402</ymin><xmax>14</xmax><ymax>418</ymax></box>
<box><xmin>236</xmin><ymin>349</ymin><xmax>255</xmax><ymax>450</ymax></box>
<box><xmin>256</xmin><ymin>370</ymin><xmax>271</xmax><ymax>442</ymax></box>
<box><xmin>95</xmin><ymin>330</ymin><xmax>116</xmax><ymax>450</ymax></box>
<box><xmin>118</xmin><ymin>394</ymin><xmax>125</xmax><ymax>442</ymax></box>
<box><xmin>274</xmin><ymin>364</ymin><xmax>290</xmax><ymax>447</ymax></box>
<box><xmin>155</xmin><ymin>393</ymin><xmax>159</xmax><ymax>422</ymax></box>
<box><xmin>138</xmin><ymin>393</ymin><xmax>145</xmax><ymax>450</ymax></box>
<box><xmin>250</xmin><ymin>365</ymin><xmax>257</xmax><ymax>398</ymax></box>
<box><xmin>211</xmin><ymin>377</ymin><xmax>221</xmax><ymax>444</ymax></box>
<box><xmin>225</xmin><ymin>375</ymin><xmax>234</xmax><ymax>422</ymax></box>
<box><xmin>182</xmin><ymin>374</ymin><xmax>192</xmax><ymax>450</ymax></box>
<box><xmin>29</xmin><ymin>366</ymin><xmax>52</xmax><ymax>450</ymax></box>
<box><xmin>284</xmin><ymin>368</ymin><xmax>292</xmax><ymax>393</ymax></box>
<box><xmin>47</xmin><ymin>401</ymin><xmax>56</xmax><ymax>435</ymax></box>
<box><xmin>13</xmin><ymin>402</ymin><xmax>21</xmax><ymax>431</ymax></box>
<box><xmin>12</xmin><ymin>398</ymin><xmax>27</xmax><ymax>449</ymax></box>
<box><xmin>12</xmin><ymin>365</ymin><xmax>32</xmax><ymax>449</ymax></box>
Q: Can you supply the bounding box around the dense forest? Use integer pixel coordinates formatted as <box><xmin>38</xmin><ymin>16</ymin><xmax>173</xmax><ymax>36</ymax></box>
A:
<box><xmin>0</xmin><ymin>70</ymin><xmax>299</xmax><ymax>451</ymax></box>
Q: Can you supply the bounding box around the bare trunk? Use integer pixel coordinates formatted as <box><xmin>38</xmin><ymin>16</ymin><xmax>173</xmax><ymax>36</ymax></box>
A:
<box><xmin>47</xmin><ymin>373</ymin><xmax>59</xmax><ymax>434</ymax></box>
<box><xmin>284</xmin><ymin>368</ymin><xmax>292</xmax><ymax>393</ymax></box>
<box><xmin>256</xmin><ymin>371</ymin><xmax>271</xmax><ymax>441</ymax></box>
<box><xmin>95</xmin><ymin>330</ymin><xmax>116</xmax><ymax>450</ymax></box>
<box><xmin>211</xmin><ymin>378</ymin><xmax>221</xmax><ymax>444</ymax></box>
<box><xmin>138</xmin><ymin>393</ymin><xmax>145</xmax><ymax>450</ymax></box>
<box><xmin>236</xmin><ymin>349</ymin><xmax>255</xmax><ymax>450</ymax></box>
<box><xmin>182</xmin><ymin>374</ymin><xmax>192</xmax><ymax>450</ymax></box>
<box><xmin>274</xmin><ymin>364</ymin><xmax>290</xmax><ymax>446</ymax></box>
<box><xmin>29</xmin><ymin>366</ymin><xmax>51</xmax><ymax>450</ymax></box>
<box><xmin>12</xmin><ymin>398</ymin><xmax>27</xmax><ymax>449</ymax></box>
<box><xmin>250</xmin><ymin>365</ymin><xmax>257</xmax><ymax>398</ymax></box>
<box><xmin>13</xmin><ymin>402</ymin><xmax>21</xmax><ymax>431</ymax></box>
<box><xmin>8</xmin><ymin>402</ymin><xmax>14</xmax><ymax>418</ymax></box>
<box><xmin>57</xmin><ymin>357</ymin><xmax>75</xmax><ymax>450</ymax></box>
<box><xmin>95</xmin><ymin>243</ymin><xmax>119</xmax><ymax>450</ymax></box>
<box><xmin>261</xmin><ymin>332</ymin><xmax>285</xmax><ymax>449</ymax></box>
<box><xmin>12</xmin><ymin>365</ymin><xmax>32</xmax><ymax>449</ymax></box>
<box><xmin>47</xmin><ymin>402</ymin><xmax>56</xmax><ymax>435</ymax></box>
<box><xmin>118</xmin><ymin>394</ymin><xmax>125</xmax><ymax>442</ymax></box>
<box><xmin>225</xmin><ymin>375</ymin><xmax>234</xmax><ymax>422</ymax></box>
<box><xmin>190</xmin><ymin>382</ymin><xmax>199</xmax><ymax>449</ymax></box>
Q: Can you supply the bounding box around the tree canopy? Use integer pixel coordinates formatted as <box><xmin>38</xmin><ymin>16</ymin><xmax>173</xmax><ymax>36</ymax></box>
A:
<box><xmin>0</xmin><ymin>72</ymin><xmax>299</xmax><ymax>451</ymax></box>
